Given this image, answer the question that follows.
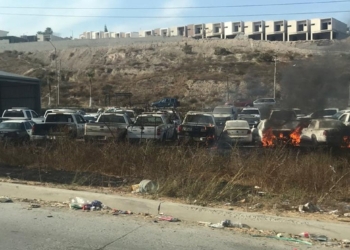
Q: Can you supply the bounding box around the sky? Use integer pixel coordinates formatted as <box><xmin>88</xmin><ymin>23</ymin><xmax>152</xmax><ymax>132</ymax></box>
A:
<box><xmin>1</xmin><ymin>0</ymin><xmax>350</xmax><ymax>38</ymax></box>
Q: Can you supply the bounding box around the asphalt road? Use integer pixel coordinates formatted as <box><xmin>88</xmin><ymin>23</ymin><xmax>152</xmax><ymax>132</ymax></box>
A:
<box><xmin>0</xmin><ymin>202</ymin><xmax>317</xmax><ymax>250</ymax></box>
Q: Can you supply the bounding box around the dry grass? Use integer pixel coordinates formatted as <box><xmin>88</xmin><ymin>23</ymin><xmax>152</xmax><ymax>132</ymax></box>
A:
<box><xmin>0</xmin><ymin>140</ymin><xmax>349</xmax><ymax>206</ymax></box>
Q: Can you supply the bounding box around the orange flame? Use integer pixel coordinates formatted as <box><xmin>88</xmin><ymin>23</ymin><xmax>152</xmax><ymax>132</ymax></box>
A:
<box><xmin>342</xmin><ymin>136</ymin><xmax>350</xmax><ymax>148</ymax></box>
<box><xmin>262</xmin><ymin>129</ymin><xmax>276</xmax><ymax>147</ymax></box>
<box><xmin>290</xmin><ymin>126</ymin><xmax>303</xmax><ymax>146</ymax></box>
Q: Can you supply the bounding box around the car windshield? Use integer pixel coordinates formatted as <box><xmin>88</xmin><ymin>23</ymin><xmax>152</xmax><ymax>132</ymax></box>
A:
<box><xmin>241</xmin><ymin>109</ymin><xmax>259</xmax><ymax>115</ymax></box>
<box><xmin>0</xmin><ymin>122</ymin><xmax>24</xmax><ymax>129</ymax></box>
<box><xmin>3</xmin><ymin>111</ymin><xmax>25</xmax><ymax>117</ymax></box>
<box><xmin>213</xmin><ymin>107</ymin><xmax>232</xmax><ymax>114</ymax></box>
<box><xmin>134</xmin><ymin>116</ymin><xmax>163</xmax><ymax>126</ymax></box>
<box><xmin>324</xmin><ymin>110</ymin><xmax>337</xmax><ymax>116</ymax></box>
<box><xmin>225</xmin><ymin>121</ymin><xmax>249</xmax><ymax>128</ymax></box>
<box><xmin>319</xmin><ymin>120</ymin><xmax>344</xmax><ymax>128</ymax></box>
<box><xmin>99</xmin><ymin>115</ymin><xmax>126</xmax><ymax>123</ymax></box>
<box><xmin>332</xmin><ymin>111</ymin><xmax>345</xmax><ymax>119</ymax></box>
<box><xmin>185</xmin><ymin>115</ymin><xmax>213</xmax><ymax>124</ymax></box>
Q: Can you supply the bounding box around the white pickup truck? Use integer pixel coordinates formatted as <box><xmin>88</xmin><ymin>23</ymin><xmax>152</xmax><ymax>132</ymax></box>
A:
<box><xmin>84</xmin><ymin>113</ymin><xmax>132</xmax><ymax>142</ymax></box>
<box><xmin>31</xmin><ymin>112</ymin><xmax>86</xmax><ymax>140</ymax></box>
<box><xmin>1</xmin><ymin>108</ymin><xmax>41</xmax><ymax>123</ymax></box>
<box><xmin>127</xmin><ymin>113</ymin><xmax>176</xmax><ymax>142</ymax></box>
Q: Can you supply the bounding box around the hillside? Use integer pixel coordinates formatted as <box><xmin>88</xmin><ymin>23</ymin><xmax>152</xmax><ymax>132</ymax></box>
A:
<box><xmin>1</xmin><ymin>37</ymin><xmax>350</xmax><ymax>111</ymax></box>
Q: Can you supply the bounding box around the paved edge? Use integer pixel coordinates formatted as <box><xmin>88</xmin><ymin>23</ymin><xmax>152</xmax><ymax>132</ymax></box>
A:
<box><xmin>1</xmin><ymin>182</ymin><xmax>349</xmax><ymax>239</ymax></box>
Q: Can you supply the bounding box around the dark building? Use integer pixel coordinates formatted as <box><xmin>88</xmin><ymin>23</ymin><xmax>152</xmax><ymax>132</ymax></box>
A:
<box><xmin>0</xmin><ymin>35</ymin><xmax>38</xmax><ymax>43</ymax></box>
<box><xmin>0</xmin><ymin>71</ymin><xmax>41</xmax><ymax>114</ymax></box>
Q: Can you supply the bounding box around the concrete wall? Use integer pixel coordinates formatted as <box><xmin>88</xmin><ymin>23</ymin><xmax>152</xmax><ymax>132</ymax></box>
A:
<box><xmin>205</xmin><ymin>23</ymin><xmax>223</xmax><ymax>37</ymax></box>
<box><xmin>224</xmin><ymin>22</ymin><xmax>244</xmax><ymax>37</ymax></box>
<box><xmin>265</xmin><ymin>20</ymin><xmax>286</xmax><ymax>34</ymax></box>
<box><xmin>332</xmin><ymin>18</ymin><xmax>348</xmax><ymax>33</ymax></box>
<box><xmin>244</xmin><ymin>21</ymin><xmax>265</xmax><ymax>35</ymax></box>
<box><xmin>287</xmin><ymin>20</ymin><xmax>310</xmax><ymax>34</ymax></box>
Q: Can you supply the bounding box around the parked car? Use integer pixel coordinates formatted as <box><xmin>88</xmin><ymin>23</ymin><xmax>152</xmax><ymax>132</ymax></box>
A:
<box><xmin>253</xmin><ymin>98</ymin><xmax>276</xmax><ymax>108</ymax></box>
<box><xmin>338</xmin><ymin>113</ymin><xmax>350</xmax><ymax>126</ymax></box>
<box><xmin>252</xmin><ymin>110</ymin><xmax>299</xmax><ymax>146</ymax></box>
<box><xmin>0</xmin><ymin>120</ymin><xmax>34</xmax><ymax>143</ymax></box>
<box><xmin>292</xmin><ymin>108</ymin><xmax>306</xmax><ymax>119</ymax></box>
<box><xmin>83</xmin><ymin>114</ymin><xmax>98</xmax><ymax>123</ymax></box>
<box><xmin>212</xmin><ymin>105</ymin><xmax>238</xmax><ymax>133</ymax></box>
<box><xmin>84</xmin><ymin>113</ymin><xmax>132</xmax><ymax>142</ymax></box>
<box><xmin>332</xmin><ymin>110</ymin><xmax>350</xmax><ymax>120</ymax></box>
<box><xmin>300</xmin><ymin>119</ymin><xmax>350</xmax><ymax>147</ymax></box>
<box><xmin>105</xmin><ymin>108</ymin><xmax>136</xmax><ymax>123</ymax></box>
<box><xmin>220</xmin><ymin>120</ymin><xmax>253</xmax><ymax>145</ymax></box>
<box><xmin>306</xmin><ymin>108</ymin><xmax>339</xmax><ymax>119</ymax></box>
<box><xmin>233</xmin><ymin>99</ymin><xmax>253</xmax><ymax>107</ymax></box>
<box><xmin>237</xmin><ymin>108</ymin><xmax>261</xmax><ymax>128</ymax></box>
<box><xmin>31</xmin><ymin>112</ymin><xmax>86</xmax><ymax>141</ymax></box>
<box><xmin>151</xmin><ymin>98</ymin><xmax>180</xmax><ymax>108</ymax></box>
<box><xmin>127</xmin><ymin>113</ymin><xmax>176</xmax><ymax>142</ymax></box>
<box><xmin>1</xmin><ymin>108</ymin><xmax>41</xmax><ymax>123</ymax></box>
<box><xmin>177</xmin><ymin>111</ymin><xmax>218</xmax><ymax>145</ymax></box>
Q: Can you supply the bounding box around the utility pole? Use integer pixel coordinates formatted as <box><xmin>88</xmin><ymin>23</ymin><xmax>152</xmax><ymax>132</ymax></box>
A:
<box><xmin>48</xmin><ymin>78</ymin><xmax>51</xmax><ymax>106</ymax></box>
<box><xmin>226</xmin><ymin>76</ymin><xmax>229</xmax><ymax>102</ymax></box>
<box><xmin>89</xmin><ymin>77</ymin><xmax>92</xmax><ymax>108</ymax></box>
<box><xmin>49</xmin><ymin>40</ymin><xmax>60</xmax><ymax>106</ymax></box>
<box><xmin>273</xmin><ymin>55</ymin><xmax>277</xmax><ymax>100</ymax></box>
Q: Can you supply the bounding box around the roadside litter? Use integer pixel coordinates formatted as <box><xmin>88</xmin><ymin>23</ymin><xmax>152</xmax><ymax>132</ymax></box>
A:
<box><xmin>206</xmin><ymin>220</ymin><xmax>250</xmax><ymax>229</ymax></box>
<box><xmin>131</xmin><ymin>180</ymin><xmax>158</xmax><ymax>194</ymax></box>
<box><xmin>299</xmin><ymin>232</ymin><xmax>328</xmax><ymax>242</ymax></box>
<box><xmin>29</xmin><ymin>204</ymin><xmax>41</xmax><ymax>208</ymax></box>
<box><xmin>298</xmin><ymin>202</ymin><xmax>322</xmax><ymax>213</ymax></box>
<box><xmin>157</xmin><ymin>215</ymin><xmax>180</xmax><ymax>222</ymax></box>
<box><xmin>69</xmin><ymin>197</ymin><xmax>105</xmax><ymax>211</ymax></box>
<box><xmin>112</xmin><ymin>209</ymin><xmax>133</xmax><ymax>215</ymax></box>
<box><xmin>251</xmin><ymin>235</ymin><xmax>313</xmax><ymax>246</ymax></box>
<box><xmin>0</xmin><ymin>196</ymin><xmax>12</xmax><ymax>203</ymax></box>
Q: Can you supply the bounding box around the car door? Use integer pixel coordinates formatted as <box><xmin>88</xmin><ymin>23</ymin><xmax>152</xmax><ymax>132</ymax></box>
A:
<box><xmin>23</xmin><ymin>121</ymin><xmax>33</xmax><ymax>136</ymax></box>
<box><xmin>25</xmin><ymin>111</ymin><xmax>32</xmax><ymax>120</ymax></box>
<box><xmin>165</xmin><ymin>116</ymin><xmax>173</xmax><ymax>139</ymax></box>
<box><xmin>75</xmin><ymin>115</ymin><xmax>86</xmax><ymax>138</ymax></box>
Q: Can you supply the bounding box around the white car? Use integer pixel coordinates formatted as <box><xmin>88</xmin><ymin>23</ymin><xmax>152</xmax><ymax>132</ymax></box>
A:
<box><xmin>339</xmin><ymin>113</ymin><xmax>350</xmax><ymax>126</ymax></box>
<box><xmin>238</xmin><ymin>108</ymin><xmax>261</xmax><ymax>128</ymax></box>
<box><xmin>221</xmin><ymin>120</ymin><xmax>252</xmax><ymax>144</ymax></box>
<box><xmin>300</xmin><ymin>119</ymin><xmax>346</xmax><ymax>146</ymax></box>
<box><xmin>253</xmin><ymin>98</ymin><xmax>276</xmax><ymax>109</ymax></box>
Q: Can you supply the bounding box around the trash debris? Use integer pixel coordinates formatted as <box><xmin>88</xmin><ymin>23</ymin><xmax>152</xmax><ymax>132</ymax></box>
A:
<box><xmin>208</xmin><ymin>220</ymin><xmax>250</xmax><ymax>229</ymax></box>
<box><xmin>158</xmin><ymin>215</ymin><xmax>180</xmax><ymax>222</ymax></box>
<box><xmin>30</xmin><ymin>204</ymin><xmax>41</xmax><ymax>208</ymax></box>
<box><xmin>91</xmin><ymin>200</ymin><xmax>102</xmax><ymax>209</ymax></box>
<box><xmin>299</xmin><ymin>232</ymin><xmax>328</xmax><ymax>242</ymax></box>
<box><xmin>344</xmin><ymin>213</ymin><xmax>350</xmax><ymax>217</ymax></box>
<box><xmin>299</xmin><ymin>202</ymin><xmax>321</xmax><ymax>213</ymax></box>
<box><xmin>342</xmin><ymin>239</ymin><xmax>350</xmax><ymax>247</ymax></box>
<box><xmin>250</xmin><ymin>203</ymin><xmax>263</xmax><ymax>209</ymax></box>
<box><xmin>299</xmin><ymin>232</ymin><xmax>310</xmax><ymax>238</ymax></box>
<box><xmin>252</xmin><ymin>235</ymin><xmax>313</xmax><ymax>246</ymax></box>
<box><xmin>131</xmin><ymin>180</ymin><xmax>158</xmax><ymax>194</ymax></box>
<box><xmin>69</xmin><ymin>197</ymin><xmax>91</xmax><ymax>209</ymax></box>
<box><xmin>329</xmin><ymin>210</ymin><xmax>339</xmax><ymax>215</ymax></box>
<box><xmin>198</xmin><ymin>221</ymin><xmax>212</xmax><ymax>227</ymax></box>
<box><xmin>0</xmin><ymin>196</ymin><xmax>12</xmax><ymax>203</ymax></box>
<box><xmin>112</xmin><ymin>209</ymin><xmax>133</xmax><ymax>215</ymax></box>
<box><xmin>47</xmin><ymin>215</ymin><xmax>53</xmax><ymax>218</ymax></box>
<box><xmin>276</xmin><ymin>233</ymin><xmax>283</xmax><ymax>238</ymax></box>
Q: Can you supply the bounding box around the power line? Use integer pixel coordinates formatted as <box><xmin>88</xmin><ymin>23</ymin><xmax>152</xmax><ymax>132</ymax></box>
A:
<box><xmin>0</xmin><ymin>0</ymin><xmax>349</xmax><ymax>10</ymax></box>
<box><xmin>0</xmin><ymin>10</ymin><xmax>350</xmax><ymax>18</ymax></box>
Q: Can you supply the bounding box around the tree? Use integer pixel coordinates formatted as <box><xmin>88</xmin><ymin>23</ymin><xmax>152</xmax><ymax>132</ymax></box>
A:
<box><xmin>104</xmin><ymin>25</ymin><xmax>108</xmax><ymax>32</ymax></box>
<box><xmin>37</xmin><ymin>27</ymin><xmax>53</xmax><ymax>35</ymax></box>
<box><xmin>86</xmin><ymin>71</ymin><xmax>95</xmax><ymax>108</ymax></box>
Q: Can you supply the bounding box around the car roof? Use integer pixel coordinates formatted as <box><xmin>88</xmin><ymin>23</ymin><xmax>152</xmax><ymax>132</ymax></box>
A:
<box><xmin>214</xmin><ymin>105</ymin><xmax>235</xmax><ymax>108</ymax></box>
<box><xmin>2</xmin><ymin>120</ymin><xmax>28</xmax><ymax>123</ymax></box>
<box><xmin>47</xmin><ymin>112</ymin><xmax>77</xmax><ymax>115</ymax></box>
<box><xmin>242</xmin><ymin>107</ymin><xmax>259</xmax><ymax>110</ymax></box>
<box><xmin>186</xmin><ymin>111</ymin><xmax>213</xmax><ymax>116</ymax></box>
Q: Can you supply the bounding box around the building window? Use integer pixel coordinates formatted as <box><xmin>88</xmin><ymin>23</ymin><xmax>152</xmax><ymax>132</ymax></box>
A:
<box><xmin>321</xmin><ymin>23</ymin><xmax>328</xmax><ymax>30</ymax></box>
<box><xmin>234</xmin><ymin>26</ymin><xmax>239</xmax><ymax>32</ymax></box>
<box><xmin>297</xmin><ymin>24</ymin><xmax>304</xmax><ymax>31</ymax></box>
<box><xmin>214</xmin><ymin>27</ymin><xmax>220</xmax><ymax>33</ymax></box>
<box><xmin>195</xmin><ymin>27</ymin><xmax>201</xmax><ymax>34</ymax></box>
<box><xmin>254</xmin><ymin>25</ymin><xmax>260</xmax><ymax>32</ymax></box>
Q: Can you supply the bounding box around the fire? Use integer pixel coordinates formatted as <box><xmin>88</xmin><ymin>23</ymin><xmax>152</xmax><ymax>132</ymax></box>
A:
<box><xmin>262</xmin><ymin>126</ymin><xmax>303</xmax><ymax>147</ymax></box>
<box><xmin>290</xmin><ymin>126</ymin><xmax>303</xmax><ymax>146</ymax></box>
<box><xmin>342</xmin><ymin>136</ymin><xmax>350</xmax><ymax>148</ymax></box>
<box><xmin>262</xmin><ymin>129</ymin><xmax>276</xmax><ymax>147</ymax></box>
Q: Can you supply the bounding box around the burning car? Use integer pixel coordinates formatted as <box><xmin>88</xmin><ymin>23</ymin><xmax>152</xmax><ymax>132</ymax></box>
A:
<box><xmin>252</xmin><ymin>109</ymin><xmax>302</xmax><ymax>147</ymax></box>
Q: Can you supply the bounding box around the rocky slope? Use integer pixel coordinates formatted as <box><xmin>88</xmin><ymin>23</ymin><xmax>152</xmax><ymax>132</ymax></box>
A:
<box><xmin>1</xmin><ymin>38</ymin><xmax>349</xmax><ymax>111</ymax></box>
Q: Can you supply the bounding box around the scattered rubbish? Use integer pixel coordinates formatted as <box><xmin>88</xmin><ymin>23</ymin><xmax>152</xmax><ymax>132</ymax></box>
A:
<box><xmin>30</xmin><ymin>204</ymin><xmax>41</xmax><ymax>208</ymax></box>
<box><xmin>69</xmin><ymin>197</ymin><xmax>91</xmax><ymax>209</ymax></box>
<box><xmin>329</xmin><ymin>210</ymin><xmax>339</xmax><ymax>215</ymax></box>
<box><xmin>299</xmin><ymin>232</ymin><xmax>310</xmax><ymax>238</ymax></box>
<box><xmin>91</xmin><ymin>200</ymin><xmax>102</xmax><ymax>209</ymax></box>
<box><xmin>342</xmin><ymin>239</ymin><xmax>350</xmax><ymax>247</ymax></box>
<box><xmin>102</xmin><ymin>205</ymin><xmax>111</xmax><ymax>210</ymax></box>
<box><xmin>112</xmin><ymin>209</ymin><xmax>133</xmax><ymax>215</ymax></box>
<box><xmin>344</xmin><ymin>213</ymin><xmax>350</xmax><ymax>217</ymax></box>
<box><xmin>250</xmin><ymin>203</ymin><xmax>263</xmax><ymax>209</ymax></box>
<box><xmin>276</xmin><ymin>233</ymin><xmax>283</xmax><ymax>238</ymax></box>
<box><xmin>198</xmin><ymin>221</ymin><xmax>212</xmax><ymax>227</ymax></box>
<box><xmin>131</xmin><ymin>180</ymin><xmax>158</xmax><ymax>194</ymax></box>
<box><xmin>299</xmin><ymin>202</ymin><xmax>321</xmax><ymax>213</ymax></box>
<box><xmin>254</xmin><ymin>186</ymin><xmax>261</xmax><ymax>189</ymax></box>
<box><xmin>82</xmin><ymin>204</ymin><xmax>92</xmax><ymax>211</ymax></box>
<box><xmin>158</xmin><ymin>215</ymin><xmax>180</xmax><ymax>222</ymax></box>
<box><xmin>0</xmin><ymin>196</ymin><xmax>12</xmax><ymax>203</ymax></box>
<box><xmin>47</xmin><ymin>215</ymin><xmax>53</xmax><ymax>218</ymax></box>
<box><xmin>68</xmin><ymin>197</ymin><xmax>107</xmax><ymax>212</ymax></box>
<box><xmin>252</xmin><ymin>235</ymin><xmax>313</xmax><ymax>246</ymax></box>
<box><xmin>224</xmin><ymin>203</ymin><xmax>231</xmax><ymax>206</ymax></box>
<box><xmin>240</xmin><ymin>199</ymin><xmax>246</xmax><ymax>203</ymax></box>
<box><xmin>299</xmin><ymin>232</ymin><xmax>328</xmax><ymax>242</ymax></box>
<box><xmin>208</xmin><ymin>220</ymin><xmax>250</xmax><ymax>229</ymax></box>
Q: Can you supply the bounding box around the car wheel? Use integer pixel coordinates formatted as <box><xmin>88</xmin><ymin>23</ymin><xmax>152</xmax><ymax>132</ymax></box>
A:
<box><xmin>311</xmin><ymin>135</ymin><xmax>318</xmax><ymax>147</ymax></box>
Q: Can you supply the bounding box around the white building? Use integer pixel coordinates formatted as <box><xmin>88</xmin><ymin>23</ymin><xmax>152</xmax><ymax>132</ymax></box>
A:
<box><xmin>116</xmin><ymin>32</ymin><xmax>126</xmax><ymax>38</ymax></box>
<box><xmin>205</xmin><ymin>22</ymin><xmax>224</xmax><ymax>38</ymax></box>
<box><xmin>139</xmin><ymin>30</ymin><xmax>154</xmax><ymax>37</ymax></box>
<box><xmin>126</xmin><ymin>32</ymin><xmax>139</xmax><ymax>38</ymax></box>
<box><xmin>160</xmin><ymin>28</ymin><xmax>169</xmax><ymax>37</ymax></box>
<box><xmin>287</xmin><ymin>20</ymin><xmax>310</xmax><ymax>41</ymax></box>
<box><xmin>244</xmin><ymin>21</ymin><xmax>265</xmax><ymax>40</ymax></box>
<box><xmin>265</xmin><ymin>20</ymin><xmax>287</xmax><ymax>41</ymax></box>
<box><xmin>169</xmin><ymin>26</ymin><xmax>186</xmax><ymax>37</ymax></box>
<box><xmin>224</xmin><ymin>21</ymin><xmax>244</xmax><ymax>39</ymax></box>
<box><xmin>0</xmin><ymin>30</ymin><xmax>9</xmax><ymax>37</ymax></box>
<box><xmin>310</xmin><ymin>17</ymin><xmax>347</xmax><ymax>40</ymax></box>
<box><xmin>192</xmin><ymin>24</ymin><xmax>205</xmax><ymax>39</ymax></box>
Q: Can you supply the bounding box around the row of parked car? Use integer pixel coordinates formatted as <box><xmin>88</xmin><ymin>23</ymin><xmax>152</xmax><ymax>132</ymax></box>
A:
<box><xmin>0</xmin><ymin>104</ymin><xmax>349</xmax><ymax>148</ymax></box>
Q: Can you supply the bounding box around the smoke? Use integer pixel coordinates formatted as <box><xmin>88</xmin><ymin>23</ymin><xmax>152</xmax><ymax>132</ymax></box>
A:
<box><xmin>280</xmin><ymin>53</ymin><xmax>350</xmax><ymax>112</ymax></box>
